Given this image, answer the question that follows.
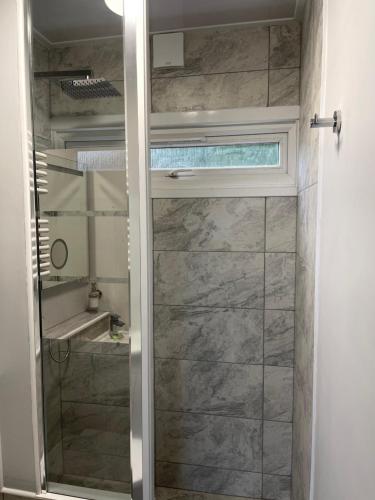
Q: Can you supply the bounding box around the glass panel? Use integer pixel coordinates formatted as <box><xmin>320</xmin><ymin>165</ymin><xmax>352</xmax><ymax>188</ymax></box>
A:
<box><xmin>150</xmin><ymin>141</ymin><xmax>280</xmax><ymax>170</ymax></box>
<box><xmin>31</xmin><ymin>1</ymin><xmax>133</xmax><ymax>499</ymax></box>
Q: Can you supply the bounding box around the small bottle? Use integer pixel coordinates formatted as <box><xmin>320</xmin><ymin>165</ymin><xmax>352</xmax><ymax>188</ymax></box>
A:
<box><xmin>88</xmin><ymin>282</ymin><xmax>102</xmax><ymax>312</ymax></box>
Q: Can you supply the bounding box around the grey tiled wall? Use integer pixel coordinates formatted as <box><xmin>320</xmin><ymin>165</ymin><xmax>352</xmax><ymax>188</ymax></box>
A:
<box><xmin>153</xmin><ymin>197</ymin><xmax>297</xmax><ymax>500</ymax></box>
<box><xmin>32</xmin><ymin>38</ymin><xmax>51</xmax><ymax>147</ymax></box>
<box><xmin>42</xmin><ymin>338</ymin><xmax>130</xmax><ymax>494</ymax></box>
<box><xmin>33</xmin><ymin>21</ymin><xmax>301</xmax><ymax>138</ymax></box>
<box><xmin>151</xmin><ymin>23</ymin><xmax>301</xmax><ymax>112</ymax></box>
<box><xmin>293</xmin><ymin>1</ymin><xmax>323</xmax><ymax>499</ymax></box>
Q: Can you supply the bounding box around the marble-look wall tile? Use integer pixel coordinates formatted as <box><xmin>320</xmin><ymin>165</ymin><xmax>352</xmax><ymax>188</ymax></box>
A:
<box><xmin>154</xmin><ymin>251</ymin><xmax>264</xmax><ymax>308</ymax></box>
<box><xmin>70</xmin><ymin>337</ymin><xmax>129</xmax><ymax>356</ymax></box>
<box><xmin>155</xmin><ymin>487</ymin><xmax>259</xmax><ymax>500</ymax></box>
<box><xmin>32</xmin><ymin>38</ymin><xmax>51</xmax><ymax>145</ymax></box>
<box><xmin>156</xmin><ymin>410</ymin><xmax>262</xmax><ymax>472</ymax></box>
<box><xmin>50</xmin><ymin>83</ymin><xmax>124</xmax><ymax>117</ymax></box>
<box><xmin>153</xmin><ymin>195</ymin><xmax>298</xmax><ymax>499</ymax></box>
<box><xmin>62</xmin><ymin>402</ymin><xmax>129</xmax><ymax>457</ymax></box>
<box><xmin>293</xmin><ymin>2</ymin><xmax>323</xmax><ymax>497</ymax></box>
<box><xmin>63</xmin><ymin>450</ymin><xmax>131</xmax><ymax>482</ymax></box>
<box><xmin>33</xmin><ymin>79</ymin><xmax>51</xmax><ymax>145</ymax></box>
<box><xmin>296</xmin><ymin>184</ymin><xmax>318</xmax><ymax>267</ymax></box>
<box><xmin>270</xmin><ymin>23</ymin><xmax>301</xmax><ymax>69</ymax></box>
<box><xmin>293</xmin><ymin>255</ymin><xmax>315</xmax><ymax>500</ymax></box>
<box><xmin>152</xmin><ymin>25</ymin><xmax>269</xmax><ymax>78</ymax></box>
<box><xmin>151</xmin><ymin>22</ymin><xmax>300</xmax><ymax>111</ymax></box>
<box><xmin>292</xmin><ymin>372</ymin><xmax>313</xmax><ymax>500</ymax></box>
<box><xmin>62</xmin><ymin>474</ymin><xmax>131</xmax><ymax>494</ymax></box>
<box><xmin>49</xmin><ymin>38</ymin><xmax>124</xmax><ymax>80</ymax></box>
<box><xmin>48</xmin><ymin>442</ymin><xmax>64</xmax><ymax>481</ymax></box>
<box><xmin>263</xmin><ymin>421</ymin><xmax>292</xmax><ymax>475</ymax></box>
<box><xmin>49</xmin><ymin>39</ymin><xmax>124</xmax><ymax>117</ymax></box>
<box><xmin>263</xmin><ymin>474</ymin><xmax>291</xmax><ymax>500</ymax></box>
<box><xmin>295</xmin><ymin>256</ymin><xmax>315</xmax><ymax>345</ymax></box>
<box><xmin>155</xmin><ymin>359</ymin><xmax>263</xmax><ymax>419</ymax></box>
<box><xmin>266</xmin><ymin>197</ymin><xmax>297</xmax><ymax>252</ymax></box>
<box><xmin>269</xmin><ymin>69</ymin><xmax>300</xmax><ymax>106</ymax></box>
<box><xmin>152</xmin><ymin>71</ymin><xmax>268</xmax><ymax>113</ymax></box>
<box><xmin>42</xmin><ymin>340</ymin><xmax>63</xmax><ymax>479</ymax></box>
<box><xmin>153</xmin><ymin>198</ymin><xmax>265</xmax><ymax>252</ymax></box>
<box><xmin>299</xmin><ymin>118</ymin><xmax>320</xmax><ymax>191</ymax></box>
<box><xmin>60</xmin><ymin>352</ymin><xmax>129</xmax><ymax>406</ymax></box>
<box><xmin>264</xmin><ymin>366</ymin><xmax>293</xmax><ymax>422</ymax></box>
<box><xmin>298</xmin><ymin>0</ymin><xmax>323</xmax><ymax>191</ymax></box>
<box><xmin>154</xmin><ymin>305</ymin><xmax>263</xmax><ymax>364</ymax></box>
<box><xmin>264</xmin><ymin>310</ymin><xmax>294</xmax><ymax>367</ymax></box>
<box><xmin>156</xmin><ymin>462</ymin><xmax>262</xmax><ymax>498</ymax></box>
<box><xmin>265</xmin><ymin>253</ymin><xmax>296</xmax><ymax>310</ymax></box>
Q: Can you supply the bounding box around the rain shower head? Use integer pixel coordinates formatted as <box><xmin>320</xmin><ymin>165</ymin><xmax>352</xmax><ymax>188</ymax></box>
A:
<box><xmin>60</xmin><ymin>78</ymin><xmax>121</xmax><ymax>99</ymax></box>
<box><xmin>34</xmin><ymin>70</ymin><xmax>121</xmax><ymax>100</ymax></box>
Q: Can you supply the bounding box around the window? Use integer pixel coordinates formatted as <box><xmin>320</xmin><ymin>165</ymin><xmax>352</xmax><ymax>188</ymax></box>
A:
<box><xmin>150</xmin><ymin>121</ymin><xmax>297</xmax><ymax>197</ymax></box>
<box><xmin>151</xmin><ymin>138</ymin><xmax>281</xmax><ymax>171</ymax></box>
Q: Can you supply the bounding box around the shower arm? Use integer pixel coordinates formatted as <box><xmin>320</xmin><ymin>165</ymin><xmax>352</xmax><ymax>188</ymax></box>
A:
<box><xmin>34</xmin><ymin>69</ymin><xmax>93</xmax><ymax>80</ymax></box>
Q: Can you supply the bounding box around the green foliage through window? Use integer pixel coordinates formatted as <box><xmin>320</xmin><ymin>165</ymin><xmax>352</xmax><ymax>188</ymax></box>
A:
<box><xmin>150</xmin><ymin>142</ymin><xmax>280</xmax><ymax>170</ymax></box>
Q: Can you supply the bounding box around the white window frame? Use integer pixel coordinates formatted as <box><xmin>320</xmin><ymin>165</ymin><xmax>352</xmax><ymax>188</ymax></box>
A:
<box><xmin>150</xmin><ymin>107</ymin><xmax>299</xmax><ymax>198</ymax></box>
<box><xmin>50</xmin><ymin>106</ymin><xmax>299</xmax><ymax>198</ymax></box>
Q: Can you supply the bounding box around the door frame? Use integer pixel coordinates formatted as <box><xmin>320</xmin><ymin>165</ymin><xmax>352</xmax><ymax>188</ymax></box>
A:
<box><xmin>123</xmin><ymin>0</ymin><xmax>154</xmax><ymax>499</ymax></box>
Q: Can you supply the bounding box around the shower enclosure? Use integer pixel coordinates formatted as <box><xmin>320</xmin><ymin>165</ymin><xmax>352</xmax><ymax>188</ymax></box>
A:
<box><xmin>0</xmin><ymin>2</ymin><xmax>316</xmax><ymax>500</ymax></box>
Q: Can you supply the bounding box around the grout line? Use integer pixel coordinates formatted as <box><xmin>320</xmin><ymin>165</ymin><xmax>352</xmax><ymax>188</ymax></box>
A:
<box><xmin>155</xmin><ymin>458</ymin><xmax>292</xmax><ymax>479</ymax></box>
<box><xmin>155</xmin><ymin>408</ymin><xmax>293</xmax><ymax>425</ymax></box>
<box><xmin>290</xmin><ymin>186</ymin><xmax>300</xmax><ymax>496</ymax></box>
<box><xmin>268</xmin><ymin>26</ymin><xmax>271</xmax><ymax>107</ymax></box>
<box><xmin>261</xmin><ymin>199</ymin><xmax>267</xmax><ymax>498</ymax></box>
<box><xmin>62</xmin><ymin>448</ymin><xmax>130</xmax><ymax>460</ymax></box>
<box><xmin>154</xmin><ymin>355</ymin><xmax>293</xmax><ymax>369</ymax></box>
<box><xmin>153</xmin><ymin>249</ymin><xmax>298</xmax><ymax>254</ymax></box>
<box><xmin>154</xmin><ymin>304</ymin><xmax>295</xmax><ymax>312</ymax></box>
<box><xmin>151</xmin><ymin>66</ymin><xmax>301</xmax><ymax>81</ymax></box>
<box><xmin>60</xmin><ymin>400</ymin><xmax>130</xmax><ymax>409</ymax></box>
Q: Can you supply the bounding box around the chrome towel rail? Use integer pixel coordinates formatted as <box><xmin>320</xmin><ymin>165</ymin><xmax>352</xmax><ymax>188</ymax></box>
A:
<box><xmin>310</xmin><ymin>110</ymin><xmax>342</xmax><ymax>135</ymax></box>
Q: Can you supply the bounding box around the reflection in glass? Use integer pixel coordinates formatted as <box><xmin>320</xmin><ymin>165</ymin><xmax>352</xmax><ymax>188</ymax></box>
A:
<box><xmin>31</xmin><ymin>1</ymin><xmax>130</xmax><ymax>498</ymax></box>
<box><xmin>51</xmin><ymin>239</ymin><xmax>68</xmax><ymax>269</ymax></box>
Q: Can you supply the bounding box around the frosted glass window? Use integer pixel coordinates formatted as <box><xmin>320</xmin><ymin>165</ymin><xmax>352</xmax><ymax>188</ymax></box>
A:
<box><xmin>151</xmin><ymin>142</ymin><xmax>280</xmax><ymax>170</ymax></box>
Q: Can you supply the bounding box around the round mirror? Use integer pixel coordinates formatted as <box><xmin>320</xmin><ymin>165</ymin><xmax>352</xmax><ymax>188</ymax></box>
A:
<box><xmin>51</xmin><ymin>238</ymin><xmax>68</xmax><ymax>270</ymax></box>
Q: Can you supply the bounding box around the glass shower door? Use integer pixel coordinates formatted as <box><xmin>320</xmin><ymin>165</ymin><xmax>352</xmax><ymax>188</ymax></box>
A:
<box><xmin>29</xmin><ymin>1</ymin><xmax>152</xmax><ymax>499</ymax></box>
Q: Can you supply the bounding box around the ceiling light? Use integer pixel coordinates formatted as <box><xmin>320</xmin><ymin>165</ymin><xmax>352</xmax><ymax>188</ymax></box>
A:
<box><xmin>104</xmin><ymin>0</ymin><xmax>123</xmax><ymax>16</ymax></box>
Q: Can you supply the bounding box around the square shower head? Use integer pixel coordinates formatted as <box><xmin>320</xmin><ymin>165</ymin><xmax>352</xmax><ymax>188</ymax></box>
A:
<box><xmin>61</xmin><ymin>78</ymin><xmax>122</xmax><ymax>99</ymax></box>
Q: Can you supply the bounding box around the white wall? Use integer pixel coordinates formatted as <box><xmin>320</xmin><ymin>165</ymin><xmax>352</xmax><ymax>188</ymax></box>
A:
<box><xmin>312</xmin><ymin>0</ymin><xmax>375</xmax><ymax>499</ymax></box>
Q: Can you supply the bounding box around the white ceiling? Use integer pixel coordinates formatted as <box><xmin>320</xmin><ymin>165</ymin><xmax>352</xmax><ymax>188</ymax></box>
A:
<box><xmin>32</xmin><ymin>0</ymin><xmax>300</xmax><ymax>44</ymax></box>
<box><xmin>150</xmin><ymin>0</ymin><xmax>297</xmax><ymax>33</ymax></box>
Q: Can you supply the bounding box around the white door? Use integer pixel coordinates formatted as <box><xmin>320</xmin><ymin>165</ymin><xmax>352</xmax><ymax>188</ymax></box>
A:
<box><xmin>313</xmin><ymin>1</ymin><xmax>375</xmax><ymax>499</ymax></box>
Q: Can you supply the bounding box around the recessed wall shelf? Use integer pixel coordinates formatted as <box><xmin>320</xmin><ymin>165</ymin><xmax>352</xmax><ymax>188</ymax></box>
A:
<box><xmin>44</xmin><ymin>310</ymin><xmax>109</xmax><ymax>341</ymax></box>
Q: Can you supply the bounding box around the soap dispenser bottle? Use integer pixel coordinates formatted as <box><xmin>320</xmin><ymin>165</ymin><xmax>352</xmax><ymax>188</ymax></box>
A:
<box><xmin>88</xmin><ymin>282</ymin><xmax>102</xmax><ymax>312</ymax></box>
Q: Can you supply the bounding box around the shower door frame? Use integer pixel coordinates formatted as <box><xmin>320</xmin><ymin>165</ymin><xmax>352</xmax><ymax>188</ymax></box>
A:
<box><xmin>0</xmin><ymin>0</ymin><xmax>154</xmax><ymax>499</ymax></box>
<box><xmin>123</xmin><ymin>0</ymin><xmax>154</xmax><ymax>500</ymax></box>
